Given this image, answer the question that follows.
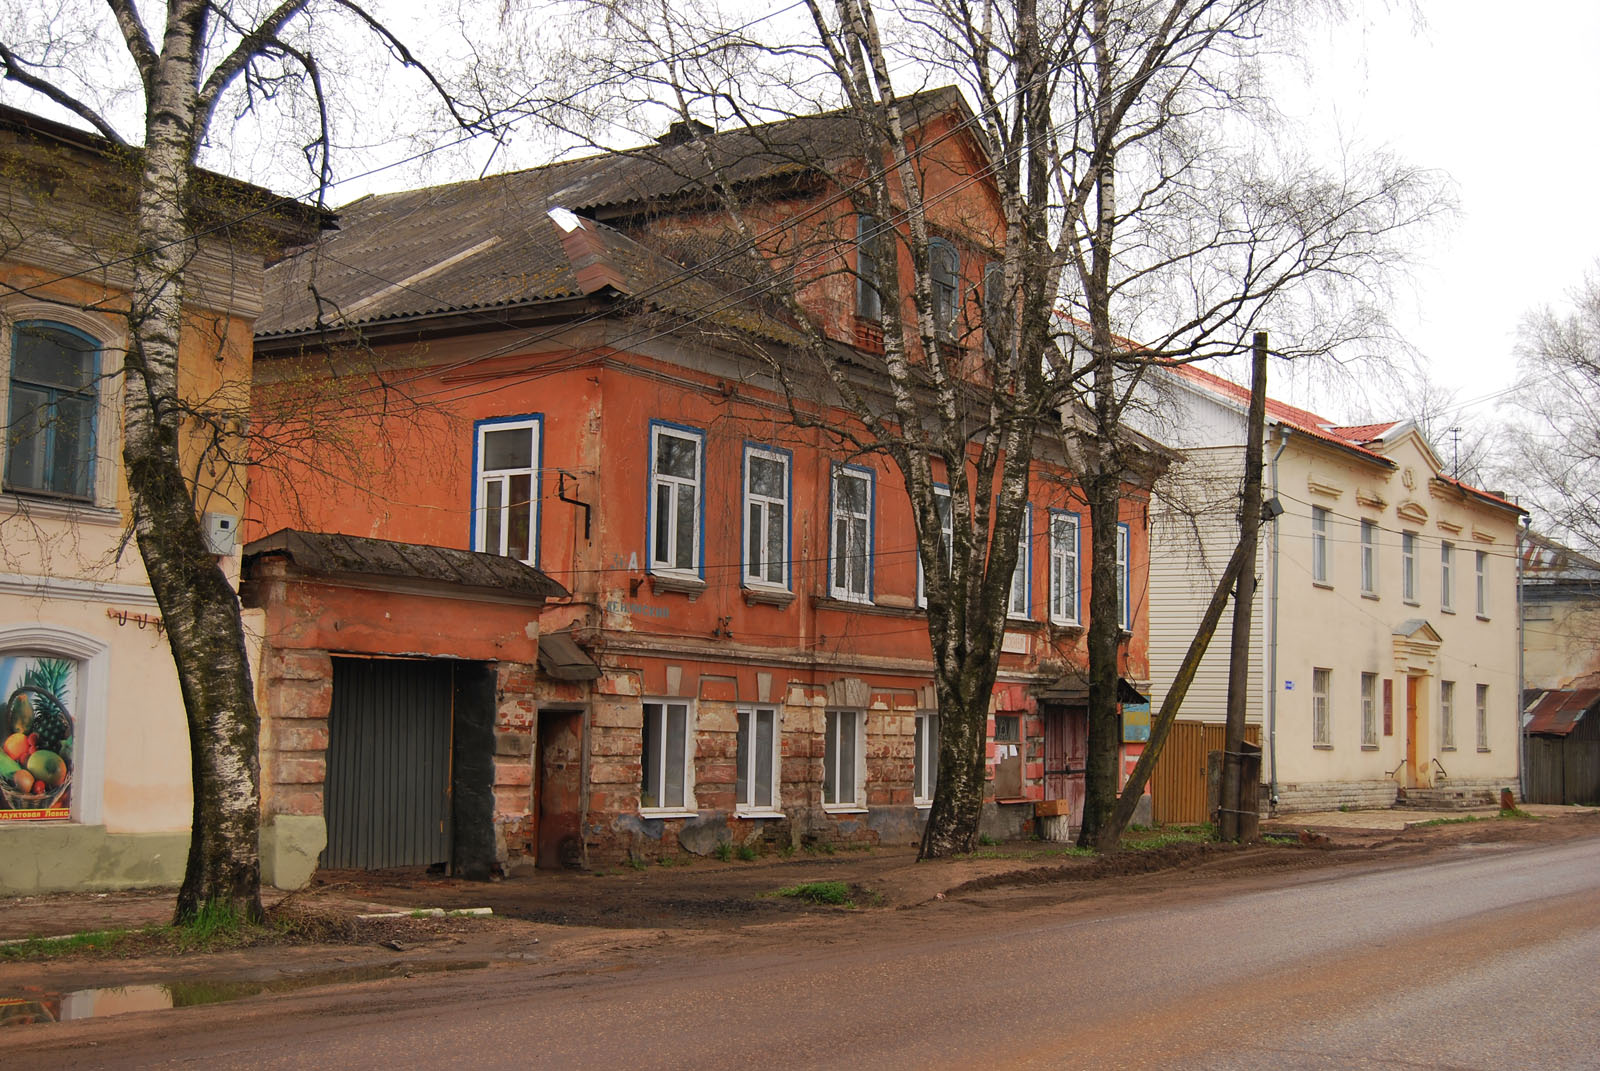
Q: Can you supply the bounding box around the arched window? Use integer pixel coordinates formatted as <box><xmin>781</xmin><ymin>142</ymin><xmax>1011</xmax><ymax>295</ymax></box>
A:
<box><xmin>4</xmin><ymin>322</ymin><xmax>100</xmax><ymax>500</ymax></box>
<box><xmin>929</xmin><ymin>239</ymin><xmax>959</xmax><ymax>332</ymax></box>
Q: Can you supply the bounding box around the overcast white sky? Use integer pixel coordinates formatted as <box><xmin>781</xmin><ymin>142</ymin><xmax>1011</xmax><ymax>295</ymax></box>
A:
<box><xmin>7</xmin><ymin>0</ymin><xmax>1592</xmax><ymax>432</ymax></box>
<box><xmin>1272</xmin><ymin>0</ymin><xmax>1600</xmax><ymax>425</ymax></box>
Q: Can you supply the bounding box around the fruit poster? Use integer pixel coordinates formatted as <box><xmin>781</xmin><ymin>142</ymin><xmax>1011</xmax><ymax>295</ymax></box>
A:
<box><xmin>0</xmin><ymin>655</ymin><xmax>75</xmax><ymax>821</ymax></box>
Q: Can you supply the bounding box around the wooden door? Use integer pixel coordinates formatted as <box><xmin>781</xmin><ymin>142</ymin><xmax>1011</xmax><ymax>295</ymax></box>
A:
<box><xmin>1044</xmin><ymin>705</ymin><xmax>1088</xmax><ymax>828</ymax></box>
<box><xmin>536</xmin><ymin>709</ymin><xmax>585</xmax><ymax>869</ymax></box>
<box><xmin>1405</xmin><ymin>676</ymin><xmax>1420</xmax><ymax>787</ymax></box>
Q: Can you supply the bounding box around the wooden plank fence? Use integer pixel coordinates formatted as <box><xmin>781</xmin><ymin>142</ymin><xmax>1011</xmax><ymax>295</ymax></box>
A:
<box><xmin>1150</xmin><ymin>721</ymin><xmax>1261</xmax><ymax>826</ymax></box>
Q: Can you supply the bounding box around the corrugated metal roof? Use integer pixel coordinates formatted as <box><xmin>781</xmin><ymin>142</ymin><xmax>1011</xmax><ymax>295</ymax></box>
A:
<box><xmin>1524</xmin><ymin>688</ymin><xmax>1600</xmax><ymax>736</ymax></box>
<box><xmin>243</xmin><ymin>528</ymin><xmax>568</xmax><ymax>601</ymax></box>
<box><xmin>258</xmin><ymin>89</ymin><xmax>968</xmax><ymax>341</ymax></box>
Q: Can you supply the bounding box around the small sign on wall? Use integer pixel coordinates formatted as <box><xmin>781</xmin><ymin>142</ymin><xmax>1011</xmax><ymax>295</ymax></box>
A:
<box><xmin>1122</xmin><ymin>702</ymin><xmax>1151</xmax><ymax>743</ymax></box>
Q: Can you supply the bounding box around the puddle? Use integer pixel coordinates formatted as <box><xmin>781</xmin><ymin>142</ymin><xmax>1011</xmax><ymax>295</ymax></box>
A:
<box><xmin>0</xmin><ymin>960</ymin><xmax>487</xmax><ymax>1026</ymax></box>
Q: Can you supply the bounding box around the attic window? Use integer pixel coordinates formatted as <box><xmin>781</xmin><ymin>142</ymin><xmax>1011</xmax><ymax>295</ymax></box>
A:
<box><xmin>657</xmin><ymin>119</ymin><xmax>714</xmax><ymax>146</ymax></box>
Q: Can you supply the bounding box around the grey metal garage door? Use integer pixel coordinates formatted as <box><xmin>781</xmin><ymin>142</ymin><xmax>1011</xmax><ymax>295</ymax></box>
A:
<box><xmin>323</xmin><ymin>657</ymin><xmax>453</xmax><ymax>869</ymax></box>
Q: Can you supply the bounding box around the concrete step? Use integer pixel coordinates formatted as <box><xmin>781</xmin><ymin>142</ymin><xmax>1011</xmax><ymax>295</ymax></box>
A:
<box><xmin>1395</xmin><ymin>787</ymin><xmax>1497</xmax><ymax>810</ymax></box>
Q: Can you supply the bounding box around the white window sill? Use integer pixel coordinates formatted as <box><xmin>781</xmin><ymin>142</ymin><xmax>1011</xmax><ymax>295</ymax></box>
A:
<box><xmin>638</xmin><ymin>808</ymin><xmax>698</xmax><ymax>819</ymax></box>
<box><xmin>741</xmin><ymin>585</ymin><xmax>795</xmax><ymax>607</ymax></box>
<box><xmin>1312</xmin><ymin>581</ymin><xmax>1333</xmax><ymax>590</ymax></box>
<box><xmin>0</xmin><ymin>493</ymin><xmax>121</xmax><ymax>526</ymax></box>
<box><xmin>1441</xmin><ymin>607</ymin><xmax>1456</xmax><ymax>615</ymax></box>
<box><xmin>1050</xmin><ymin>618</ymin><xmax>1081</xmax><ymax>629</ymax></box>
<box><xmin>914</xmin><ymin>800</ymin><xmax>933</xmax><ymax>809</ymax></box>
<box><xmin>1476</xmin><ymin>614</ymin><xmax>1491</xmax><ymax>622</ymax></box>
<box><xmin>735</xmin><ymin>808</ymin><xmax>785</xmax><ymax>819</ymax></box>
<box><xmin>1361</xmin><ymin>592</ymin><xmax>1380</xmax><ymax>601</ymax></box>
<box><xmin>649</xmin><ymin>573</ymin><xmax>706</xmax><ymax>599</ymax></box>
<box><xmin>822</xmin><ymin>804</ymin><xmax>868</xmax><ymax>815</ymax></box>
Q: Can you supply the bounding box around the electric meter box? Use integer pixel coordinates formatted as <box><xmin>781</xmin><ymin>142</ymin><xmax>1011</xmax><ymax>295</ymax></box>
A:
<box><xmin>203</xmin><ymin>512</ymin><xmax>240</xmax><ymax>555</ymax></box>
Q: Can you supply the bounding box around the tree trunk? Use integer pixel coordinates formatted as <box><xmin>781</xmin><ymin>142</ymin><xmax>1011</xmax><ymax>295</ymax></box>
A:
<box><xmin>124</xmin><ymin>0</ymin><xmax>264</xmax><ymax>924</ymax></box>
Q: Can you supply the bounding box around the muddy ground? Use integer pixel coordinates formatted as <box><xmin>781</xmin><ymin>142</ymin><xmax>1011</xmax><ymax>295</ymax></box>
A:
<box><xmin>0</xmin><ymin>809</ymin><xmax>1594</xmax><ymax>1002</ymax></box>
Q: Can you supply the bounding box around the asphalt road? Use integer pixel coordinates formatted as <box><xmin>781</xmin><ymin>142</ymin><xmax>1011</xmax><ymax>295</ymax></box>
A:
<box><xmin>16</xmin><ymin>835</ymin><xmax>1600</xmax><ymax>1070</ymax></box>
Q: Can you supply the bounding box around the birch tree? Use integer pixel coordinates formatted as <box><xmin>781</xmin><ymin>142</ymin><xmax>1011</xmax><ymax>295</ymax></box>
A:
<box><xmin>0</xmin><ymin>0</ymin><xmax>497</xmax><ymax>921</ymax></box>
<box><xmin>1508</xmin><ymin>263</ymin><xmax>1600</xmax><ymax>556</ymax></box>
<box><xmin>543</xmin><ymin>0</ymin><xmax>1441</xmax><ymax>854</ymax></box>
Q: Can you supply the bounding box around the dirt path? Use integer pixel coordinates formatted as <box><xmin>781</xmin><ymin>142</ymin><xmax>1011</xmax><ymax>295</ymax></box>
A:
<box><xmin>0</xmin><ymin>808</ymin><xmax>1593</xmax><ymax>1006</ymax></box>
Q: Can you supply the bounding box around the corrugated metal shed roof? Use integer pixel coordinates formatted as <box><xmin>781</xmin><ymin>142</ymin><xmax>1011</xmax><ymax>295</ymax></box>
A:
<box><xmin>244</xmin><ymin>528</ymin><xmax>568</xmax><ymax>601</ymax></box>
<box><xmin>1524</xmin><ymin>689</ymin><xmax>1600</xmax><ymax>736</ymax></box>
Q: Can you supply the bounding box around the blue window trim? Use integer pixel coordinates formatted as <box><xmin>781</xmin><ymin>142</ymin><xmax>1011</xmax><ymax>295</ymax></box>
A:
<box><xmin>1049</xmin><ymin>508</ymin><xmax>1081</xmax><ymax>625</ymax></box>
<box><xmin>647</xmin><ymin>419</ymin><xmax>707</xmax><ymax>579</ymax></box>
<box><xmin>1117</xmin><ymin>520</ymin><xmax>1131</xmax><ymax>630</ymax></box>
<box><xmin>5</xmin><ymin>320</ymin><xmax>101</xmax><ymax>501</ymax></box>
<box><xmin>468</xmin><ymin>412</ymin><xmax>544</xmax><ymax>566</ymax></box>
<box><xmin>829</xmin><ymin>462</ymin><xmax>875</xmax><ymax>602</ymax></box>
<box><xmin>741</xmin><ymin>440</ymin><xmax>794</xmax><ymax>591</ymax></box>
<box><xmin>1008</xmin><ymin>502</ymin><xmax>1032</xmax><ymax>620</ymax></box>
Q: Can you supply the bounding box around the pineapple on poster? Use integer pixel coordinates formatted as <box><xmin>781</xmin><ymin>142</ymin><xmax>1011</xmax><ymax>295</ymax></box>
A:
<box><xmin>0</xmin><ymin>656</ymin><xmax>75</xmax><ymax>820</ymax></box>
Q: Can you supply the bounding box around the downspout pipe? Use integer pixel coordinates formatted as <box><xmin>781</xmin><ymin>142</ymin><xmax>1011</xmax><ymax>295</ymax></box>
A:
<box><xmin>1516</xmin><ymin>514</ymin><xmax>1529</xmax><ymax>801</ymax></box>
<box><xmin>1267</xmin><ymin>425</ymin><xmax>1289</xmax><ymax>814</ymax></box>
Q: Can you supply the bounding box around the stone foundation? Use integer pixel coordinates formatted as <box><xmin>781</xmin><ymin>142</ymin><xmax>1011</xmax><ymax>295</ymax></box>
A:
<box><xmin>1272</xmin><ymin>779</ymin><xmax>1398</xmax><ymax>814</ymax></box>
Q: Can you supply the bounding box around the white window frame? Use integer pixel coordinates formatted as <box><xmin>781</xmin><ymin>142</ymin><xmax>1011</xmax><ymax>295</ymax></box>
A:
<box><xmin>1049</xmin><ymin>510</ymin><xmax>1081</xmax><ymax>626</ymax></box>
<box><xmin>913</xmin><ymin>711</ymin><xmax>939</xmax><ymax>806</ymax></box>
<box><xmin>648</xmin><ymin>422</ymin><xmax>705</xmax><ymax>578</ymax></box>
<box><xmin>1117</xmin><ymin>522</ymin><xmax>1131</xmax><ymax>631</ymax></box>
<box><xmin>829</xmin><ymin>464</ymin><xmax>875</xmax><ymax>603</ymax></box>
<box><xmin>823</xmin><ymin>708</ymin><xmax>866</xmax><ymax>810</ymax></box>
<box><xmin>1360</xmin><ymin>672</ymin><xmax>1378</xmax><ymax>748</ymax></box>
<box><xmin>472</xmin><ymin>415</ymin><xmax>541</xmax><ymax>564</ymax></box>
<box><xmin>742</xmin><ymin>444</ymin><xmax>791</xmax><ymax>590</ymax></box>
<box><xmin>1008</xmin><ymin>504</ymin><xmax>1032</xmax><ymax>620</ymax></box>
<box><xmin>1311</xmin><ymin>507</ymin><xmax>1329</xmax><ymax>584</ymax></box>
<box><xmin>1475</xmin><ymin>550</ymin><xmax>1489</xmax><ymax>617</ymax></box>
<box><xmin>1402</xmin><ymin>531</ymin><xmax>1418</xmax><ymax>603</ymax></box>
<box><xmin>735</xmin><ymin>706</ymin><xmax>781</xmax><ymax>815</ymax></box>
<box><xmin>1360</xmin><ymin>520</ymin><xmax>1378</xmax><ymax>596</ymax></box>
<box><xmin>1440</xmin><ymin>680</ymin><xmax>1456</xmax><ymax>750</ymax></box>
<box><xmin>917</xmin><ymin>484</ymin><xmax>954</xmax><ymax>608</ymax></box>
<box><xmin>1441</xmin><ymin>541</ymin><xmax>1455</xmax><ymax>612</ymax></box>
<box><xmin>1312</xmin><ymin>667</ymin><xmax>1332</xmax><ymax>748</ymax></box>
<box><xmin>1476</xmin><ymin>684</ymin><xmax>1490</xmax><ymax>751</ymax></box>
<box><xmin>640</xmin><ymin>699</ymin><xmax>695</xmax><ymax>814</ymax></box>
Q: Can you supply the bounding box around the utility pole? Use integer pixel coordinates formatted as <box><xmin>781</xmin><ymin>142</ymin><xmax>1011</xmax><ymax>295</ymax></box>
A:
<box><xmin>1219</xmin><ymin>331</ymin><xmax>1268</xmax><ymax>842</ymax></box>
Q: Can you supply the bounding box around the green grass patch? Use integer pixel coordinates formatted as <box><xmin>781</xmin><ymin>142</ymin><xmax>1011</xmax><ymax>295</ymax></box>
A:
<box><xmin>713</xmin><ymin>841</ymin><xmax>734</xmax><ymax>862</ymax></box>
<box><xmin>736</xmin><ymin>842</ymin><xmax>759</xmax><ymax>862</ymax></box>
<box><xmin>1498</xmin><ymin>806</ymin><xmax>1536</xmax><ymax>820</ymax></box>
<box><xmin>1410</xmin><ymin>815</ymin><xmax>1484</xmax><ymax>827</ymax></box>
<box><xmin>772</xmin><ymin>880</ymin><xmax>854</xmax><ymax>907</ymax></box>
<box><xmin>1121</xmin><ymin>823</ymin><xmax>1214</xmax><ymax>851</ymax></box>
<box><xmin>0</xmin><ymin>928</ymin><xmax>139</xmax><ymax>959</ymax></box>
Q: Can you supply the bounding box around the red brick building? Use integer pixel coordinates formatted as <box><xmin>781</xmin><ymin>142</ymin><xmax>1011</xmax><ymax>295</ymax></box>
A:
<box><xmin>246</xmin><ymin>90</ymin><xmax>1163</xmax><ymax>875</ymax></box>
